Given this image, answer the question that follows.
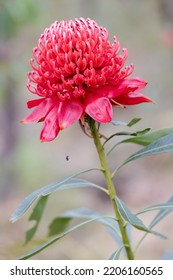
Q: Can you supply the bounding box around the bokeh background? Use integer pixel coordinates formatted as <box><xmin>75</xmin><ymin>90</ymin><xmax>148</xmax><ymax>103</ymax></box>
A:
<box><xmin>0</xmin><ymin>0</ymin><xmax>173</xmax><ymax>260</ymax></box>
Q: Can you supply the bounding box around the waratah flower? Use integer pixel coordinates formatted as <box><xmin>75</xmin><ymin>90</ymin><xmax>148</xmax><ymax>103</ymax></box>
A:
<box><xmin>22</xmin><ymin>18</ymin><xmax>152</xmax><ymax>142</ymax></box>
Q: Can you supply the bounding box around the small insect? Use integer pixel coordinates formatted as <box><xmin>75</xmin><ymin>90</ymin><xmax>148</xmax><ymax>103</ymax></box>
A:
<box><xmin>66</xmin><ymin>155</ymin><xmax>69</xmax><ymax>161</ymax></box>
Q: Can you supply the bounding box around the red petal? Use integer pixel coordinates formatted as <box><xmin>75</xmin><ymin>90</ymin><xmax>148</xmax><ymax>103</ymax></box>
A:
<box><xmin>94</xmin><ymin>78</ymin><xmax>147</xmax><ymax>99</ymax></box>
<box><xmin>112</xmin><ymin>77</ymin><xmax>147</xmax><ymax>98</ymax></box>
<box><xmin>40</xmin><ymin>105</ymin><xmax>60</xmax><ymax>142</ymax></box>
<box><xmin>85</xmin><ymin>96</ymin><xmax>113</xmax><ymax>123</ymax></box>
<box><xmin>22</xmin><ymin>98</ymin><xmax>57</xmax><ymax>123</ymax></box>
<box><xmin>27</xmin><ymin>98</ymin><xmax>45</xmax><ymax>108</ymax></box>
<box><xmin>58</xmin><ymin>100</ymin><xmax>83</xmax><ymax>129</ymax></box>
<box><xmin>114</xmin><ymin>91</ymin><xmax>153</xmax><ymax>105</ymax></box>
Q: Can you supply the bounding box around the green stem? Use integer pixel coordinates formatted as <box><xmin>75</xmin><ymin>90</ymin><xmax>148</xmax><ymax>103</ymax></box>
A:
<box><xmin>88</xmin><ymin>119</ymin><xmax>134</xmax><ymax>260</ymax></box>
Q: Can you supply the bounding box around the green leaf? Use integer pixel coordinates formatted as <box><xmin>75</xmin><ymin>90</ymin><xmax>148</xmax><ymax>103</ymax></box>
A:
<box><xmin>103</xmin><ymin>132</ymin><xmax>131</xmax><ymax>147</ymax></box>
<box><xmin>134</xmin><ymin>196</ymin><xmax>173</xmax><ymax>253</ymax></box>
<box><xmin>18</xmin><ymin>214</ymin><xmax>119</xmax><ymax>260</ymax></box>
<box><xmin>121</xmin><ymin>132</ymin><xmax>173</xmax><ymax>167</ymax></box>
<box><xmin>149</xmin><ymin>196</ymin><xmax>173</xmax><ymax>229</ymax></box>
<box><xmin>56</xmin><ymin>207</ymin><xmax>100</xmax><ymax>219</ymax></box>
<box><xmin>19</xmin><ymin>219</ymin><xmax>97</xmax><ymax>259</ymax></box>
<box><xmin>137</xmin><ymin>202</ymin><xmax>173</xmax><ymax>216</ymax></box>
<box><xmin>114</xmin><ymin>197</ymin><xmax>166</xmax><ymax>239</ymax></box>
<box><xmin>48</xmin><ymin>208</ymin><xmax>121</xmax><ymax>241</ymax></box>
<box><xmin>114</xmin><ymin>197</ymin><xmax>149</xmax><ymax>231</ymax></box>
<box><xmin>11</xmin><ymin>169</ymin><xmax>107</xmax><ymax>223</ymax></box>
<box><xmin>127</xmin><ymin>117</ymin><xmax>142</xmax><ymax>127</ymax></box>
<box><xmin>105</xmin><ymin>129</ymin><xmax>151</xmax><ymax>150</ymax></box>
<box><xmin>109</xmin><ymin>128</ymin><xmax>151</xmax><ymax>140</ymax></box>
<box><xmin>109</xmin><ymin>245</ymin><xmax>124</xmax><ymax>260</ymax></box>
<box><xmin>108</xmin><ymin>127</ymin><xmax>173</xmax><ymax>156</ymax></box>
<box><xmin>25</xmin><ymin>196</ymin><xmax>48</xmax><ymax>243</ymax></box>
<box><xmin>106</xmin><ymin>118</ymin><xmax>142</xmax><ymax>148</ymax></box>
<box><xmin>48</xmin><ymin>217</ymin><xmax>71</xmax><ymax>236</ymax></box>
<box><xmin>111</xmin><ymin>118</ymin><xmax>141</xmax><ymax>127</ymax></box>
<box><xmin>130</xmin><ymin>128</ymin><xmax>151</xmax><ymax>137</ymax></box>
<box><xmin>121</xmin><ymin>127</ymin><xmax>173</xmax><ymax>146</ymax></box>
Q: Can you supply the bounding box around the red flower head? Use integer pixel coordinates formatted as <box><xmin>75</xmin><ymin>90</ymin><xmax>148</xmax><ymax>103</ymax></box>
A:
<box><xmin>23</xmin><ymin>18</ymin><xmax>152</xmax><ymax>141</ymax></box>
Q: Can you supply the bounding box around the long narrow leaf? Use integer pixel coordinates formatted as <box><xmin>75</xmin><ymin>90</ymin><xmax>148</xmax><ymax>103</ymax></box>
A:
<box><xmin>121</xmin><ymin>127</ymin><xmax>173</xmax><ymax>146</ymax></box>
<box><xmin>149</xmin><ymin>196</ymin><xmax>173</xmax><ymax>229</ymax></box>
<box><xmin>106</xmin><ymin>129</ymin><xmax>150</xmax><ymax>151</ymax></box>
<box><xmin>114</xmin><ymin>197</ymin><xmax>165</xmax><ymax>239</ymax></box>
<box><xmin>11</xmin><ymin>169</ymin><xmax>107</xmax><ymax>223</ymax></box>
<box><xmin>134</xmin><ymin>196</ymin><xmax>173</xmax><ymax>253</ymax></box>
<box><xmin>121</xmin><ymin>132</ymin><xmax>173</xmax><ymax>167</ymax></box>
<box><xmin>108</xmin><ymin>127</ymin><xmax>173</xmax><ymax>156</ymax></box>
<box><xmin>19</xmin><ymin>219</ymin><xmax>97</xmax><ymax>259</ymax></box>
<box><xmin>114</xmin><ymin>197</ymin><xmax>149</xmax><ymax>231</ymax></box>
<box><xmin>137</xmin><ymin>202</ymin><xmax>173</xmax><ymax>216</ymax></box>
<box><xmin>18</xmin><ymin>215</ymin><xmax>119</xmax><ymax>260</ymax></box>
<box><xmin>48</xmin><ymin>208</ymin><xmax>122</xmax><ymax>244</ymax></box>
<box><xmin>111</xmin><ymin>118</ymin><xmax>141</xmax><ymax>127</ymax></box>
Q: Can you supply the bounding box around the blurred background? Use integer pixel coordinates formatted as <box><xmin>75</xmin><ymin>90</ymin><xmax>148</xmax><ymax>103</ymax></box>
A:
<box><xmin>0</xmin><ymin>0</ymin><xmax>173</xmax><ymax>260</ymax></box>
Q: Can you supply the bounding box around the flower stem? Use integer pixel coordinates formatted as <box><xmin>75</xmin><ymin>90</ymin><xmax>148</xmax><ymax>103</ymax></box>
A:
<box><xmin>88</xmin><ymin>119</ymin><xmax>134</xmax><ymax>260</ymax></box>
